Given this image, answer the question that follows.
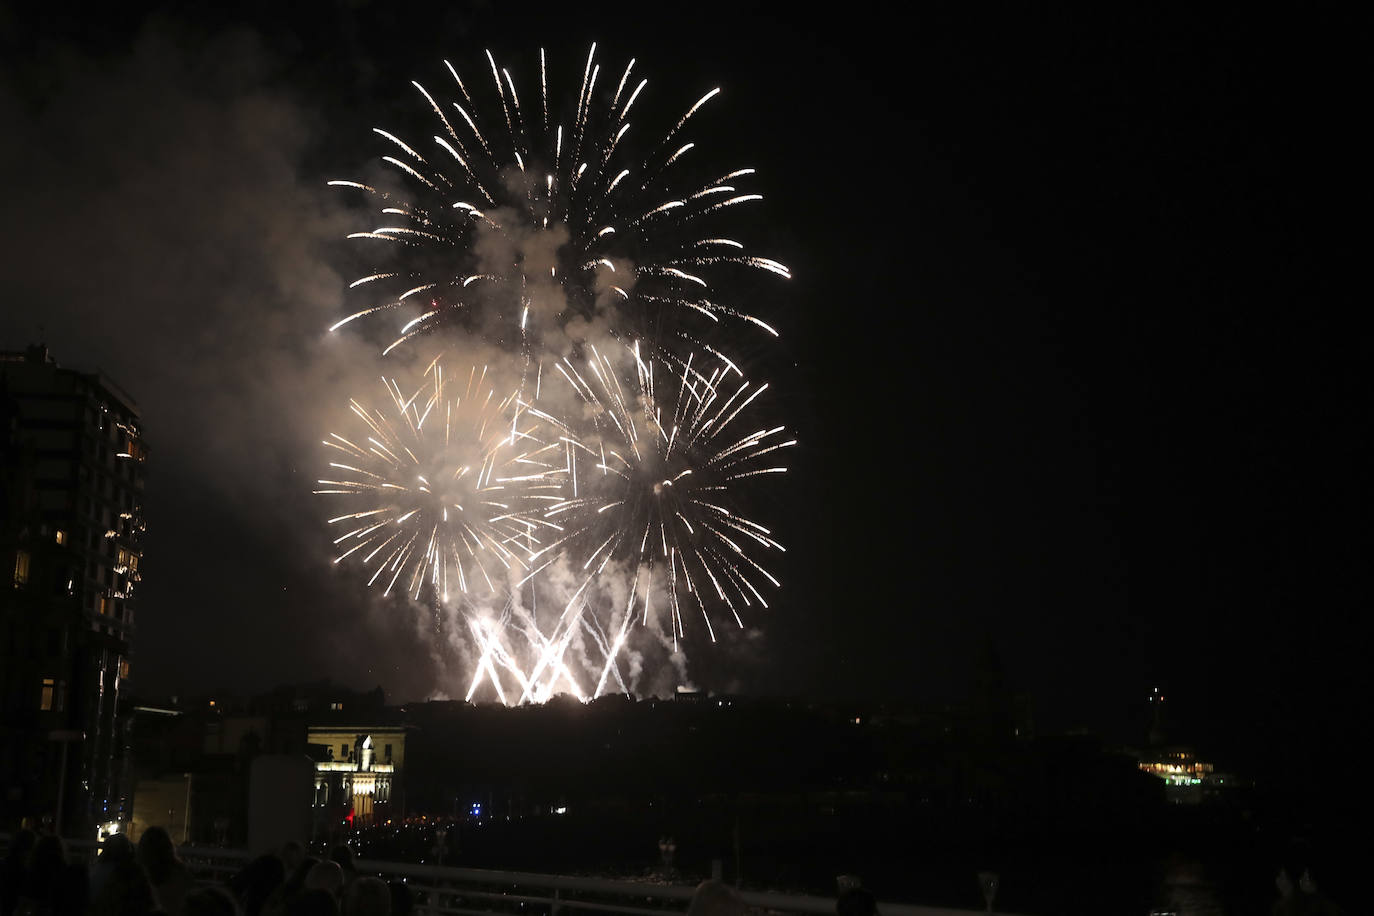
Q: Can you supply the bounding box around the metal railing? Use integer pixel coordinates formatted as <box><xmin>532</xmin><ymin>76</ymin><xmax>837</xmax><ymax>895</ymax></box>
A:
<box><xmin>1</xmin><ymin>834</ymin><xmax>1002</xmax><ymax>916</ymax></box>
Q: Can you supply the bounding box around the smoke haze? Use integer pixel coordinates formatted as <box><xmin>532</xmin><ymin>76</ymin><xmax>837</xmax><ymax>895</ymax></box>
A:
<box><xmin>0</xmin><ymin>20</ymin><xmax>771</xmax><ymax>703</ymax></box>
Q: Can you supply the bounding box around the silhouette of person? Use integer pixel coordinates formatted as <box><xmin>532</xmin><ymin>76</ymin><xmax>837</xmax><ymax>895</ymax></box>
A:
<box><xmin>304</xmin><ymin>863</ymin><xmax>343</xmax><ymax>901</ymax></box>
<box><xmin>90</xmin><ymin>836</ymin><xmax>157</xmax><ymax>916</ymax></box>
<box><xmin>14</xmin><ymin>835</ymin><xmax>88</xmax><ymax>916</ymax></box>
<box><xmin>326</xmin><ymin>848</ymin><xmax>357</xmax><ymax>890</ymax></box>
<box><xmin>229</xmin><ymin>854</ymin><xmax>285</xmax><ymax>916</ymax></box>
<box><xmin>137</xmin><ymin>828</ymin><xmax>193</xmax><ymax>916</ymax></box>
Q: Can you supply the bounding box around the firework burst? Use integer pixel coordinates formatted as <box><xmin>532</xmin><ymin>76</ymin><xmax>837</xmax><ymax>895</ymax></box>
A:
<box><xmin>329</xmin><ymin>44</ymin><xmax>790</xmax><ymax>358</ymax></box>
<box><xmin>322</xmin><ymin>46</ymin><xmax>795</xmax><ymax>701</ymax></box>
<box><xmin>536</xmin><ymin>341</ymin><xmax>793</xmax><ymax>646</ymax></box>
<box><xmin>315</xmin><ymin>356</ymin><xmax>564</xmax><ymax>601</ymax></box>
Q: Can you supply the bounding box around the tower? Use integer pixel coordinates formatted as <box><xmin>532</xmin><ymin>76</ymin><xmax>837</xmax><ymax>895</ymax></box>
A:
<box><xmin>0</xmin><ymin>345</ymin><xmax>148</xmax><ymax>834</ymax></box>
<box><xmin>1148</xmin><ymin>685</ymin><xmax>1166</xmax><ymax>747</ymax></box>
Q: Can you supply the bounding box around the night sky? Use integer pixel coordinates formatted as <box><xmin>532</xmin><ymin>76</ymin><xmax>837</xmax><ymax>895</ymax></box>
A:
<box><xmin>1</xmin><ymin>5</ymin><xmax>1362</xmax><ymax>781</ymax></box>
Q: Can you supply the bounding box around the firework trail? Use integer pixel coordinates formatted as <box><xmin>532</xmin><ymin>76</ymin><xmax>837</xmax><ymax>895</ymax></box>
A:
<box><xmin>329</xmin><ymin>45</ymin><xmax>790</xmax><ymax>359</ymax></box>
<box><xmin>538</xmin><ymin>341</ymin><xmax>793</xmax><ymax>648</ymax></box>
<box><xmin>315</xmin><ymin>356</ymin><xmax>564</xmax><ymax>601</ymax></box>
<box><xmin>460</xmin><ymin>574</ymin><xmax>633</xmax><ymax>704</ymax></box>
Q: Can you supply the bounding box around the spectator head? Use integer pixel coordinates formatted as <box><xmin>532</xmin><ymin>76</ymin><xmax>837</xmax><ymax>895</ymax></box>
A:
<box><xmin>327</xmin><ymin>846</ymin><xmax>356</xmax><ymax>877</ymax></box>
<box><xmin>100</xmin><ymin>835</ymin><xmax>138</xmax><ymax>868</ymax></box>
<box><xmin>686</xmin><ymin>880</ymin><xmax>744</xmax><ymax>916</ymax></box>
<box><xmin>137</xmin><ymin>827</ymin><xmax>180</xmax><ymax>883</ymax></box>
<box><xmin>305</xmin><ymin>861</ymin><xmax>344</xmax><ymax>898</ymax></box>
<box><xmin>283</xmin><ymin>854</ymin><xmax>320</xmax><ymax>896</ymax></box>
<box><xmin>280</xmin><ymin>842</ymin><xmax>306</xmax><ymax>874</ymax></box>
<box><xmin>95</xmin><ymin>853</ymin><xmax>157</xmax><ymax>916</ymax></box>
<box><xmin>231</xmin><ymin>854</ymin><xmax>286</xmax><ymax>916</ymax></box>
<box><xmin>342</xmin><ymin>878</ymin><xmax>389</xmax><ymax>916</ymax></box>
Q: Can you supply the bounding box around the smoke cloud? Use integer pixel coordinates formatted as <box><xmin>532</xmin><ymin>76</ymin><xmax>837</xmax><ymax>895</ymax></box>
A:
<box><xmin>0</xmin><ymin>21</ymin><xmax>770</xmax><ymax>704</ymax></box>
<box><xmin>0</xmin><ymin>22</ymin><xmax>430</xmax><ymax>697</ymax></box>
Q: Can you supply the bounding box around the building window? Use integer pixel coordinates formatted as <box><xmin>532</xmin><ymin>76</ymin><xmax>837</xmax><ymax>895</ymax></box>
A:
<box><xmin>13</xmin><ymin>551</ymin><xmax>30</xmax><ymax>588</ymax></box>
<box><xmin>341</xmin><ymin>744</ymin><xmax>349</xmax><ymax>758</ymax></box>
<box><xmin>99</xmin><ymin>596</ymin><xmax>111</xmax><ymax>616</ymax></box>
<box><xmin>384</xmin><ymin>744</ymin><xmax>392</xmax><ymax>760</ymax></box>
<box><xmin>55</xmin><ymin>530</ymin><xmax>67</xmax><ymax>546</ymax></box>
<box><xmin>40</xmin><ymin>677</ymin><xmax>55</xmax><ymax>711</ymax></box>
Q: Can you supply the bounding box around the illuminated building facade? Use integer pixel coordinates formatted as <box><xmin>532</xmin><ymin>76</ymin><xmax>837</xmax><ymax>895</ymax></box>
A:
<box><xmin>0</xmin><ymin>345</ymin><xmax>148</xmax><ymax>834</ymax></box>
<box><xmin>1138</xmin><ymin>746</ymin><xmax>1221</xmax><ymax>803</ymax></box>
<box><xmin>1135</xmin><ymin>689</ymin><xmax>1246</xmax><ymax>804</ymax></box>
<box><xmin>308</xmin><ymin>726</ymin><xmax>406</xmax><ymax>827</ymax></box>
<box><xmin>1139</xmin><ymin>747</ymin><xmax>1214</xmax><ymax>784</ymax></box>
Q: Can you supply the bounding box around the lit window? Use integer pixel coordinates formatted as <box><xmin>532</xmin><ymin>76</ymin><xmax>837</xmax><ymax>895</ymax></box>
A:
<box><xmin>55</xmin><ymin>530</ymin><xmax>67</xmax><ymax>546</ymax></box>
<box><xmin>13</xmin><ymin>551</ymin><xmax>30</xmax><ymax>587</ymax></box>
<box><xmin>99</xmin><ymin>596</ymin><xmax>111</xmax><ymax>616</ymax></box>
<box><xmin>40</xmin><ymin>677</ymin><xmax>55</xmax><ymax>711</ymax></box>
